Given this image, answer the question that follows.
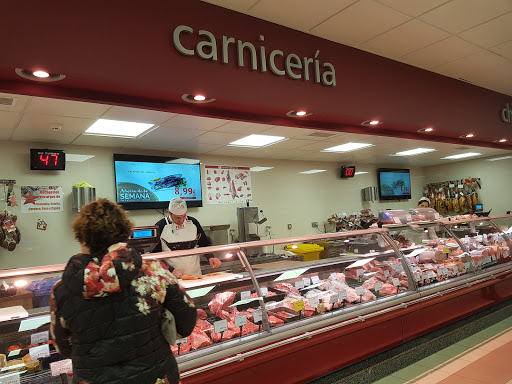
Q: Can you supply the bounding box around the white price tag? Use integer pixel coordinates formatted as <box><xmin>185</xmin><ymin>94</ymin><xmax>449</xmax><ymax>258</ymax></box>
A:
<box><xmin>414</xmin><ymin>274</ymin><xmax>421</xmax><ymax>282</ymax></box>
<box><xmin>213</xmin><ymin>319</ymin><xmax>228</xmax><ymax>333</ymax></box>
<box><xmin>50</xmin><ymin>359</ymin><xmax>73</xmax><ymax>377</ymax></box>
<box><xmin>295</xmin><ymin>280</ymin><xmax>304</xmax><ymax>289</ymax></box>
<box><xmin>0</xmin><ymin>372</ymin><xmax>21</xmax><ymax>384</ymax></box>
<box><xmin>393</xmin><ymin>217</ymin><xmax>401</xmax><ymax>224</ymax></box>
<box><xmin>329</xmin><ymin>294</ymin><xmax>338</xmax><ymax>304</ymax></box>
<box><xmin>235</xmin><ymin>314</ymin><xmax>248</xmax><ymax>328</ymax></box>
<box><xmin>330</xmin><ymin>272</ymin><xmax>338</xmax><ymax>281</ymax></box>
<box><xmin>29</xmin><ymin>344</ymin><xmax>50</xmax><ymax>360</ymax></box>
<box><xmin>428</xmin><ymin>271</ymin><xmax>436</xmax><ymax>279</ymax></box>
<box><xmin>369</xmin><ymin>250</ymin><xmax>376</xmax><ymax>254</ymax></box>
<box><xmin>392</xmin><ymin>278</ymin><xmax>400</xmax><ymax>287</ymax></box>
<box><xmin>449</xmin><ymin>184</ymin><xmax>455</xmax><ymax>188</ymax></box>
<box><xmin>453</xmin><ymin>266</ymin><xmax>458</xmax><ymax>274</ymax></box>
<box><xmin>240</xmin><ymin>291</ymin><xmax>251</xmax><ymax>301</ymax></box>
<box><xmin>434</xmin><ymin>213</ymin><xmax>440</xmax><ymax>220</ymax></box>
<box><xmin>491</xmin><ymin>255</ymin><xmax>496</xmax><ymax>261</ymax></box>
<box><xmin>356</xmin><ymin>269</ymin><xmax>364</xmax><ymax>277</ymax></box>
<box><xmin>406</xmin><ymin>214</ymin><xmax>412</xmax><ymax>222</ymax></box>
<box><xmin>483</xmin><ymin>234</ymin><xmax>488</xmax><ymax>243</ymax></box>
<box><xmin>176</xmin><ymin>337</ymin><xmax>189</xmax><ymax>344</ymax></box>
<box><xmin>352</xmin><ymin>211</ymin><xmax>359</xmax><ymax>216</ymax></box>
<box><xmin>253</xmin><ymin>310</ymin><xmax>262</xmax><ymax>323</ymax></box>
<box><xmin>476</xmin><ymin>235</ymin><xmax>483</xmax><ymax>242</ymax></box>
<box><xmin>458</xmin><ymin>184</ymin><xmax>464</xmax><ymax>188</ymax></box>
<box><xmin>309</xmin><ymin>296</ymin><xmax>319</xmax><ymax>307</ymax></box>
<box><xmin>355</xmin><ymin>286</ymin><xmax>364</xmax><ymax>296</ymax></box>
<box><xmin>374</xmin><ymin>282</ymin><xmax>382</xmax><ymax>292</ymax></box>
<box><xmin>303</xmin><ymin>277</ymin><xmax>311</xmax><ymax>286</ymax></box>
<box><xmin>311</xmin><ymin>276</ymin><xmax>320</xmax><ymax>284</ymax></box>
<box><xmin>465</xmin><ymin>262</ymin><xmax>472</xmax><ymax>270</ymax></box>
<box><xmin>30</xmin><ymin>330</ymin><xmax>49</xmax><ymax>345</ymax></box>
<box><xmin>384</xmin><ymin>270</ymin><xmax>390</xmax><ymax>278</ymax></box>
<box><xmin>260</xmin><ymin>287</ymin><xmax>268</xmax><ymax>297</ymax></box>
<box><xmin>338</xmin><ymin>290</ymin><xmax>347</xmax><ymax>301</ymax></box>
<box><xmin>485</xmin><ymin>257</ymin><xmax>491</xmax><ymax>264</ymax></box>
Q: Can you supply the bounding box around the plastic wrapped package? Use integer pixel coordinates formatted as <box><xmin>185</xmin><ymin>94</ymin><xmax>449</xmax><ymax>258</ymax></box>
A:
<box><xmin>409</xmin><ymin>208</ymin><xmax>440</xmax><ymax>221</ymax></box>
<box><xmin>378</xmin><ymin>210</ymin><xmax>412</xmax><ymax>224</ymax></box>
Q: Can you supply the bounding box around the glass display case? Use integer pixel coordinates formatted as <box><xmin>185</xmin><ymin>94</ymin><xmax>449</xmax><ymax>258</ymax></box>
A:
<box><xmin>0</xmin><ymin>216</ymin><xmax>510</xmax><ymax>382</ymax></box>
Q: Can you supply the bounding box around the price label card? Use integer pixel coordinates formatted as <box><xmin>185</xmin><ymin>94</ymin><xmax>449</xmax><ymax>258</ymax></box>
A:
<box><xmin>330</xmin><ymin>272</ymin><xmax>338</xmax><ymax>281</ymax></box>
<box><xmin>384</xmin><ymin>270</ymin><xmax>390</xmax><ymax>278</ymax></box>
<box><xmin>476</xmin><ymin>235</ymin><xmax>483</xmax><ymax>242</ymax></box>
<box><xmin>0</xmin><ymin>372</ymin><xmax>21</xmax><ymax>384</ymax></box>
<box><xmin>465</xmin><ymin>262</ymin><xmax>472</xmax><ymax>270</ymax></box>
<box><xmin>453</xmin><ymin>266</ymin><xmax>458</xmax><ymax>274</ymax></box>
<box><xmin>434</xmin><ymin>213</ymin><xmax>440</xmax><ymax>220</ymax></box>
<box><xmin>29</xmin><ymin>344</ymin><xmax>50</xmax><ymax>360</ymax></box>
<box><xmin>311</xmin><ymin>276</ymin><xmax>320</xmax><ymax>284</ymax></box>
<box><xmin>485</xmin><ymin>257</ymin><xmax>491</xmax><ymax>264</ymax></box>
<box><xmin>414</xmin><ymin>274</ymin><xmax>421</xmax><ymax>282</ymax></box>
<box><xmin>329</xmin><ymin>294</ymin><xmax>338</xmax><ymax>304</ymax></box>
<box><xmin>253</xmin><ymin>310</ymin><xmax>262</xmax><ymax>323</ymax></box>
<box><xmin>374</xmin><ymin>282</ymin><xmax>383</xmax><ymax>292</ymax></box>
<box><xmin>213</xmin><ymin>319</ymin><xmax>228</xmax><ymax>334</ymax></box>
<box><xmin>260</xmin><ymin>287</ymin><xmax>268</xmax><ymax>297</ymax></box>
<box><xmin>302</xmin><ymin>277</ymin><xmax>311</xmax><ymax>286</ymax></box>
<box><xmin>316</xmin><ymin>303</ymin><xmax>325</xmax><ymax>313</ymax></box>
<box><xmin>293</xmin><ymin>300</ymin><xmax>305</xmax><ymax>312</ymax></box>
<box><xmin>50</xmin><ymin>359</ymin><xmax>73</xmax><ymax>377</ymax></box>
<box><xmin>30</xmin><ymin>330</ymin><xmax>49</xmax><ymax>345</ymax></box>
<box><xmin>443</xmin><ymin>248</ymin><xmax>450</xmax><ymax>254</ymax></box>
<box><xmin>393</xmin><ymin>217</ymin><xmax>401</xmax><ymax>224</ymax></box>
<box><xmin>392</xmin><ymin>278</ymin><xmax>400</xmax><ymax>287</ymax></box>
<box><xmin>491</xmin><ymin>255</ymin><xmax>496</xmax><ymax>261</ymax></box>
<box><xmin>240</xmin><ymin>291</ymin><xmax>251</xmax><ymax>301</ymax></box>
<box><xmin>338</xmin><ymin>290</ymin><xmax>347</xmax><ymax>301</ymax></box>
<box><xmin>449</xmin><ymin>184</ymin><xmax>455</xmax><ymax>188</ymax></box>
<box><xmin>483</xmin><ymin>234</ymin><xmax>488</xmax><ymax>243</ymax></box>
<box><xmin>235</xmin><ymin>314</ymin><xmax>248</xmax><ymax>328</ymax></box>
<box><xmin>309</xmin><ymin>295</ymin><xmax>319</xmax><ymax>307</ymax></box>
<box><xmin>176</xmin><ymin>337</ymin><xmax>189</xmax><ymax>344</ymax></box>
<box><xmin>295</xmin><ymin>280</ymin><xmax>304</xmax><ymax>290</ymax></box>
<box><xmin>406</xmin><ymin>214</ymin><xmax>412</xmax><ymax>222</ymax></box>
<box><xmin>355</xmin><ymin>286</ymin><xmax>364</xmax><ymax>296</ymax></box>
<box><xmin>458</xmin><ymin>184</ymin><xmax>464</xmax><ymax>188</ymax></box>
<box><xmin>356</xmin><ymin>269</ymin><xmax>364</xmax><ymax>277</ymax></box>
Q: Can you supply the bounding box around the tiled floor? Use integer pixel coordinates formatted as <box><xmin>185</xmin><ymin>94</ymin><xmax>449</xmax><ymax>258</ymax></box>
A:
<box><xmin>374</xmin><ymin>316</ymin><xmax>512</xmax><ymax>384</ymax></box>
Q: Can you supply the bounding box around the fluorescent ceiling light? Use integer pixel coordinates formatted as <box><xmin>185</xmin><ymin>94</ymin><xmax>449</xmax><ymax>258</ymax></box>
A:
<box><xmin>299</xmin><ymin>169</ymin><xmax>326</xmax><ymax>174</ymax></box>
<box><xmin>441</xmin><ymin>152</ymin><xmax>482</xmax><ymax>160</ymax></box>
<box><xmin>393</xmin><ymin>148</ymin><xmax>436</xmax><ymax>156</ymax></box>
<box><xmin>84</xmin><ymin>119</ymin><xmax>155</xmax><ymax>138</ymax></box>
<box><xmin>486</xmin><ymin>156</ymin><xmax>512</xmax><ymax>162</ymax></box>
<box><xmin>323</xmin><ymin>142</ymin><xmax>373</xmax><ymax>153</ymax></box>
<box><xmin>354</xmin><ymin>171</ymin><xmax>368</xmax><ymax>175</ymax></box>
<box><xmin>229</xmin><ymin>134</ymin><xmax>286</xmax><ymax>148</ymax></box>
<box><xmin>66</xmin><ymin>154</ymin><xmax>95</xmax><ymax>162</ymax></box>
<box><xmin>166</xmin><ymin>158</ymin><xmax>199</xmax><ymax>164</ymax></box>
<box><xmin>250</xmin><ymin>166</ymin><xmax>274</xmax><ymax>172</ymax></box>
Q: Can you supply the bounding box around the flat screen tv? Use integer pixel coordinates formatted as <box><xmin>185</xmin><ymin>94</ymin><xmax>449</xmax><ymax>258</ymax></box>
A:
<box><xmin>377</xmin><ymin>168</ymin><xmax>411</xmax><ymax>200</ymax></box>
<box><xmin>113</xmin><ymin>154</ymin><xmax>203</xmax><ymax>210</ymax></box>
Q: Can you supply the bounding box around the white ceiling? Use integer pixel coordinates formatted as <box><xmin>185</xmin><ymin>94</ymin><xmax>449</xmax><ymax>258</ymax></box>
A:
<box><xmin>202</xmin><ymin>0</ymin><xmax>512</xmax><ymax>96</ymax></box>
<box><xmin>0</xmin><ymin>92</ymin><xmax>509</xmax><ymax>167</ymax></box>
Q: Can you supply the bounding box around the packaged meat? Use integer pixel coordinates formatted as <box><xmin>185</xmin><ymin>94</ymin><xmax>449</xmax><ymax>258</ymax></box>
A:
<box><xmin>268</xmin><ymin>315</ymin><xmax>285</xmax><ymax>326</ymax></box>
<box><xmin>408</xmin><ymin>208</ymin><xmax>440</xmax><ymax>221</ymax></box>
<box><xmin>208</xmin><ymin>291</ymin><xmax>236</xmax><ymax>313</ymax></box>
<box><xmin>274</xmin><ymin>283</ymin><xmax>300</xmax><ymax>296</ymax></box>
<box><xmin>378</xmin><ymin>210</ymin><xmax>412</xmax><ymax>224</ymax></box>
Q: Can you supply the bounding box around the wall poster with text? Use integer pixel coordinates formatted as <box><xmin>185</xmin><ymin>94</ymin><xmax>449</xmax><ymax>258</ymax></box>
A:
<box><xmin>205</xmin><ymin>166</ymin><xmax>252</xmax><ymax>204</ymax></box>
<box><xmin>21</xmin><ymin>186</ymin><xmax>63</xmax><ymax>213</ymax></box>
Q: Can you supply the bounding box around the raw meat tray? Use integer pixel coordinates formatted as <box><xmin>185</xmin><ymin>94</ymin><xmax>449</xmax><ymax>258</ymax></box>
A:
<box><xmin>233</xmin><ymin>288</ymin><xmax>285</xmax><ymax>311</ymax></box>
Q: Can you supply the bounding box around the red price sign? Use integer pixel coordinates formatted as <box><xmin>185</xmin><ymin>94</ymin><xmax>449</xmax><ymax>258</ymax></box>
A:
<box><xmin>40</xmin><ymin>154</ymin><xmax>59</xmax><ymax>166</ymax></box>
<box><xmin>341</xmin><ymin>166</ymin><xmax>356</xmax><ymax>178</ymax></box>
<box><xmin>175</xmin><ymin>187</ymin><xmax>195</xmax><ymax>195</ymax></box>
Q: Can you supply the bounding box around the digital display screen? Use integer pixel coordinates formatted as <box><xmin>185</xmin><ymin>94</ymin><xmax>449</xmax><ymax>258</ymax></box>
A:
<box><xmin>132</xmin><ymin>230</ymin><xmax>153</xmax><ymax>239</ymax></box>
<box><xmin>378</xmin><ymin>169</ymin><xmax>411</xmax><ymax>200</ymax></box>
<box><xmin>341</xmin><ymin>166</ymin><xmax>356</xmax><ymax>178</ymax></box>
<box><xmin>114</xmin><ymin>154</ymin><xmax>203</xmax><ymax>210</ymax></box>
<box><xmin>30</xmin><ymin>149</ymin><xmax>66</xmax><ymax>170</ymax></box>
<box><xmin>475</xmin><ymin>204</ymin><xmax>483</xmax><ymax>211</ymax></box>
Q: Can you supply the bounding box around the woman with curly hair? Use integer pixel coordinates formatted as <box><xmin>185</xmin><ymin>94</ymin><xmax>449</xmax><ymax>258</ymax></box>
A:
<box><xmin>50</xmin><ymin>198</ymin><xmax>196</xmax><ymax>384</ymax></box>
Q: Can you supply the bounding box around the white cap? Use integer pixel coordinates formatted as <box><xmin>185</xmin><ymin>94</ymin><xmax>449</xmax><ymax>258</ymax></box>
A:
<box><xmin>169</xmin><ymin>198</ymin><xmax>187</xmax><ymax>215</ymax></box>
<box><xmin>418</xmin><ymin>196</ymin><xmax>431</xmax><ymax>205</ymax></box>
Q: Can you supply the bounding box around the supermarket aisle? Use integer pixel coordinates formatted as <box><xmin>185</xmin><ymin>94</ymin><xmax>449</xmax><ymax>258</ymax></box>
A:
<box><xmin>309</xmin><ymin>299</ymin><xmax>512</xmax><ymax>384</ymax></box>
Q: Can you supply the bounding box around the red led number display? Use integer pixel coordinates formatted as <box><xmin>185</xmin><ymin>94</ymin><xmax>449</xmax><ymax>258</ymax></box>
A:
<box><xmin>39</xmin><ymin>154</ymin><xmax>59</xmax><ymax>166</ymax></box>
<box><xmin>341</xmin><ymin>166</ymin><xmax>356</xmax><ymax>178</ymax></box>
<box><xmin>30</xmin><ymin>149</ymin><xmax>66</xmax><ymax>170</ymax></box>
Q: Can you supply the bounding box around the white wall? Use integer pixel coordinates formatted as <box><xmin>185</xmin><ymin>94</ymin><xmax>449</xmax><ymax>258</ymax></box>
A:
<box><xmin>0</xmin><ymin>140</ymin><xmax>426</xmax><ymax>269</ymax></box>
<box><xmin>423</xmin><ymin>156</ymin><xmax>512</xmax><ymax>215</ymax></box>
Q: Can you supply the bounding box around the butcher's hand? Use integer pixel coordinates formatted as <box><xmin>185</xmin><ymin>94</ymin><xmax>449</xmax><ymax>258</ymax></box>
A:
<box><xmin>209</xmin><ymin>258</ymin><xmax>222</xmax><ymax>268</ymax></box>
<box><xmin>172</xmin><ymin>269</ymin><xmax>184</xmax><ymax>279</ymax></box>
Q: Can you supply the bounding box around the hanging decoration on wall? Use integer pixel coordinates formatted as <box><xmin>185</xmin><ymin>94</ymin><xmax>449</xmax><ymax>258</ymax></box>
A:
<box><xmin>204</xmin><ymin>165</ymin><xmax>252</xmax><ymax>205</ymax></box>
<box><xmin>423</xmin><ymin>177</ymin><xmax>481</xmax><ymax>214</ymax></box>
<box><xmin>21</xmin><ymin>186</ymin><xmax>63</xmax><ymax>214</ymax></box>
<box><xmin>0</xmin><ymin>179</ymin><xmax>21</xmax><ymax>251</ymax></box>
<box><xmin>36</xmin><ymin>219</ymin><xmax>48</xmax><ymax>231</ymax></box>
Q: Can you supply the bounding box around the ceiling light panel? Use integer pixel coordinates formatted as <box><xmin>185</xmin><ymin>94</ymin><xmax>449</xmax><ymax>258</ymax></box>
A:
<box><xmin>394</xmin><ymin>148</ymin><xmax>436</xmax><ymax>156</ymax></box>
<box><xmin>323</xmin><ymin>142</ymin><xmax>373</xmax><ymax>152</ymax></box>
<box><xmin>442</xmin><ymin>152</ymin><xmax>482</xmax><ymax>159</ymax></box>
<box><xmin>228</xmin><ymin>134</ymin><xmax>286</xmax><ymax>148</ymax></box>
<box><xmin>250</xmin><ymin>166</ymin><xmax>274</xmax><ymax>172</ymax></box>
<box><xmin>84</xmin><ymin>119</ymin><xmax>154</xmax><ymax>138</ymax></box>
<box><xmin>486</xmin><ymin>156</ymin><xmax>512</xmax><ymax>162</ymax></box>
<box><xmin>299</xmin><ymin>169</ymin><xmax>327</xmax><ymax>174</ymax></box>
<box><xmin>66</xmin><ymin>154</ymin><xmax>95</xmax><ymax>162</ymax></box>
<box><xmin>354</xmin><ymin>171</ymin><xmax>369</xmax><ymax>175</ymax></box>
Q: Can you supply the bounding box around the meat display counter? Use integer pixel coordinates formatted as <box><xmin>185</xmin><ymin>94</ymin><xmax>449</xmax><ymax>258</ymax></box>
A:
<box><xmin>0</xmin><ymin>216</ymin><xmax>511</xmax><ymax>384</ymax></box>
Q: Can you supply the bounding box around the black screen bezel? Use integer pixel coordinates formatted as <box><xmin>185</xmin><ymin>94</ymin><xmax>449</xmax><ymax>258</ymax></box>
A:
<box><xmin>377</xmin><ymin>168</ymin><xmax>411</xmax><ymax>201</ymax></box>
<box><xmin>30</xmin><ymin>149</ymin><xmax>66</xmax><ymax>171</ymax></box>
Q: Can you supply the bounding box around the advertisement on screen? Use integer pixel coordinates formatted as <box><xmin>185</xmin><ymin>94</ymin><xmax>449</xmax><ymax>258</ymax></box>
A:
<box><xmin>378</xmin><ymin>169</ymin><xmax>411</xmax><ymax>200</ymax></box>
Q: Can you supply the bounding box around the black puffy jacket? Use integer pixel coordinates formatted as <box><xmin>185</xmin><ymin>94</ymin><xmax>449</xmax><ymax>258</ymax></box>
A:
<box><xmin>50</xmin><ymin>243</ymin><xmax>196</xmax><ymax>384</ymax></box>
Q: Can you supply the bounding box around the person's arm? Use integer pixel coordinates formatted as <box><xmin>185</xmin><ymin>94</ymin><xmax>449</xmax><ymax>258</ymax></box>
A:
<box><xmin>152</xmin><ymin>218</ymin><xmax>167</xmax><ymax>253</ymax></box>
<box><xmin>163</xmin><ymin>283</ymin><xmax>197</xmax><ymax>337</ymax></box>
<box><xmin>49</xmin><ymin>281</ymin><xmax>72</xmax><ymax>358</ymax></box>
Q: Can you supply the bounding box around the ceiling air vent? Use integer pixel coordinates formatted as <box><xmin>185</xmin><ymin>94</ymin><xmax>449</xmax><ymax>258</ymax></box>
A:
<box><xmin>307</xmin><ymin>132</ymin><xmax>336</xmax><ymax>138</ymax></box>
<box><xmin>0</xmin><ymin>97</ymin><xmax>16</xmax><ymax>107</ymax></box>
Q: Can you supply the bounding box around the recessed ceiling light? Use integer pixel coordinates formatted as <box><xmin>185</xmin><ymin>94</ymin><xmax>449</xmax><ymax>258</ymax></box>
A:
<box><xmin>15</xmin><ymin>68</ymin><xmax>66</xmax><ymax>82</ymax></box>
<box><xmin>361</xmin><ymin>120</ymin><xmax>383</xmax><ymax>126</ymax></box>
<box><xmin>393</xmin><ymin>148</ymin><xmax>436</xmax><ymax>156</ymax></box>
<box><xmin>67</xmin><ymin>154</ymin><xmax>95</xmax><ymax>162</ymax></box>
<box><xmin>494</xmin><ymin>138</ymin><xmax>508</xmax><ymax>143</ymax></box>
<box><xmin>323</xmin><ymin>142</ymin><xmax>373</xmax><ymax>153</ymax></box>
<box><xmin>442</xmin><ymin>152</ymin><xmax>481</xmax><ymax>160</ymax></box>
<box><xmin>287</xmin><ymin>110</ymin><xmax>312</xmax><ymax>117</ymax></box>
<box><xmin>229</xmin><ymin>134</ymin><xmax>287</xmax><ymax>148</ymax></box>
<box><xmin>84</xmin><ymin>119</ymin><xmax>155</xmax><ymax>138</ymax></box>
<box><xmin>299</xmin><ymin>169</ymin><xmax>326</xmax><ymax>174</ymax></box>
<box><xmin>486</xmin><ymin>156</ymin><xmax>512</xmax><ymax>162</ymax></box>
<box><xmin>354</xmin><ymin>171</ymin><xmax>368</xmax><ymax>175</ymax></box>
<box><xmin>182</xmin><ymin>94</ymin><xmax>215</xmax><ymax>103</ymax></box>
<box><xmin>418</xmin><ymin>127</ymin><xmax>434</xmax><ymax>132</ymax></box>
<box><xmin>459</xmin><ymin>133</ymin><xmax>475</xmax><ymax>138</ymax></box>
<box><xmin>250</xmin><ymin>166</ymin><xmax>274</xmax><ymax>172</ymax></box>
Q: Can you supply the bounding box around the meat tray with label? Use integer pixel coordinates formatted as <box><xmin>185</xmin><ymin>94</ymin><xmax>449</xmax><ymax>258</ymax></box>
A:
<box><xmin>345</xmin><ymin>238</ymin><xmax>384</xmax><ymax>254</ymax></box>
<box><xmin>231</xmin><ymin>288</ymin><xmax>285</xmax><ymax>311</ymax></box>
<box><xmin>267</xmin><ymin>307</ymin><xmax>300</xmax><ymax>323</ymax></box>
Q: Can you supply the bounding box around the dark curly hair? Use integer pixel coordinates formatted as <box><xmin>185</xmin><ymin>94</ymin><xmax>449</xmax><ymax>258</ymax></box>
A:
<box><xmin>72</xmin><ymin>198</ymin><xmax>133</xmax><ymax>255</ymax></box>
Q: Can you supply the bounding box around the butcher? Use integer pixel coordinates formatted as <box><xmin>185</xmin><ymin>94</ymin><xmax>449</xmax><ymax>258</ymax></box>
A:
<box><xmin>154</xmin><ymin>197</ymin><xmax>222</xmax><ymax>277</ymax></box>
